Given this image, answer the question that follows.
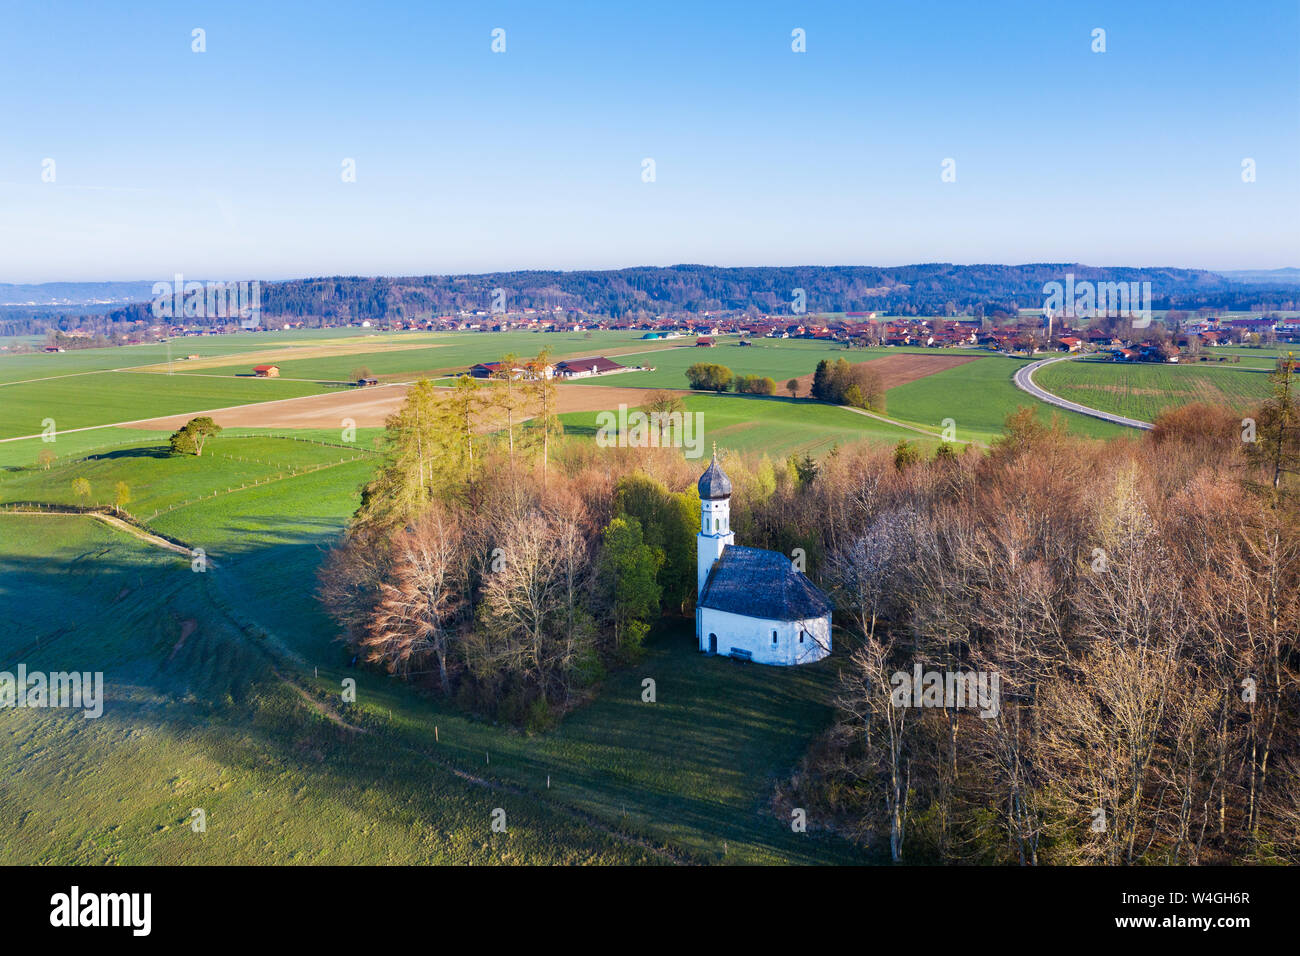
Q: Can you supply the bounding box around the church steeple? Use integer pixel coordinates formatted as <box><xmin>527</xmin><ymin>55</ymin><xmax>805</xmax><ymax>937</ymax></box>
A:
<box><xmin>696</xmin><ymin>449</ymin><xmax>734</xmax><ymax>600</ymax></box>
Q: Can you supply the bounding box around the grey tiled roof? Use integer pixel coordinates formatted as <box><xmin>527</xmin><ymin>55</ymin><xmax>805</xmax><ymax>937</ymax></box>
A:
<box><xmin>697</xmin><ymin>457</ymin><xmax>732</xmax><ymax>500</ymax></box>
<box><xmin>699</xmin><ymin>546</ymin><xmax>833</xmax><ymax>621</ymax></box>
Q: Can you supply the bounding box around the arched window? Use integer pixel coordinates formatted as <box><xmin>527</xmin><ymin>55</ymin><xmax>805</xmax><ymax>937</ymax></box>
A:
<box><xmin>771</xmin><ymin>630</ymin><xmax>778</xmax><ymax>644</ymax></box>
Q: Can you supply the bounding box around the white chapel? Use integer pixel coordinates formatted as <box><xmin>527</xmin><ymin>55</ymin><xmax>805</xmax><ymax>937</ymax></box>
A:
<box><xmin>694</xmin><ymin>452</ymin><xmax>833</xmax><ymax>665</ymax></box>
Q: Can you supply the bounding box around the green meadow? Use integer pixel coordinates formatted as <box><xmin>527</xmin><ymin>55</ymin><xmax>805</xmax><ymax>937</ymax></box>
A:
<box><xmin>885</xmin><ymin>356</ymin><xmax>1129</xmax><ymax>443</ymax></box>
<box><xmin>560</xmin><ymin>392</ymin><xmax>939</xmax><ymax>458</ymax></box>
<box><xmin>0</xmin><ymin>514</ymin><xmax>656</xmax><ymax>865</ymax></box>
<box><xmin>564</xmin><ymin>339</ymin><xmax>928</xmax><ymax>391</ymax></box>
<box><xmin>1035</xmin><ymin>359</ymin><xmax>1273</xmax><ymax>423</ymax></box>
<box><xmin>0</xmin><ymin>328</ymin><xmax>1226</xmax><ymax>866</ymax></box>
<box><xmin>0</xmin><ymin>433</ymin><xmax>373</xmax><ymax>519</ymax></box>
<box><xmin>0</xmin><ymin>432</ymin><xmax>874</xmax><ymax>863</ymax></box>
<box><xmin>559</xmin><ymin>340</ymin><xmax>1126</xmax><ymax>443</ymax></box>
<box><xmin>1200</xmin><ymin>345</ymin><xmax>1297</xmax><ymax>369</ymax></box>
<box><xmin>0</xmin><ymin>372</ymin><xmax>335</xmax><ymax>440</ymax></box>
<box><xmin>169</xmin><ymin>330</ymin><xmax>685</xmax><ymax>383</ymax></box>
<box><xmin>0</xmin><ymin>328</ymin><xmax>377</xmax><ymax>385</ymax></box>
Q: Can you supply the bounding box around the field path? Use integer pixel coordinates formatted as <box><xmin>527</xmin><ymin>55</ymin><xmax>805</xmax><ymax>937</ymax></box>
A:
<box><xmin>2</xmin><ymin>509</ymin><xmax>194</xmax><ymax>556</ymax></box>
<box><xmin>840</xmin><ymin>404</ymin><xmax>986</xmax><ymax>447</ymax></box>
<box><xmin>1014</xmin><ymin>355</ymin><xmax>1154</xmax><ymax>430</ymax></box>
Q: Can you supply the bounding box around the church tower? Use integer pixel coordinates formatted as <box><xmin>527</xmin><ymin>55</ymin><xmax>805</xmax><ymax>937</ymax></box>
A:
<box><xmin>696</xmin><ymin>447</ymin><xmax>734</xmax><ymax>601</ymax></box>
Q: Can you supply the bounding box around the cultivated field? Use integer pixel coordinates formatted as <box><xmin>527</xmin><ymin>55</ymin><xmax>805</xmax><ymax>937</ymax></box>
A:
<box><xmin>883</xmin><ymin>355</ymin><xmax>1128</xmax><ymax>443</ymax></box>
<box><xmin>560</xmin><ymin>392</ymin><xmax>940</xmax><ymax>458</ymax></box>
<box><xmin>150</xmin><ymin>330</ymin><xmax>685</xmax><ymax>384</ymax></box>
<box><xmin>127</xmin><ymin>383</ymin><xmax>695</xmax><ymax>432</ymax></box>
<box><xmin>564</xmin><ymin>338</ymin><xmax>897</xmax><ymax>390</ymax></box>
<box><xmin>0</xmin><ymin>371</ymin><xmax>335</xmax><ymax>440</ymax></box>
<box><xmin>788</xmin><ymin>352</ymin><xmax>981</xmax><ymax>395</ymax></box>
<box><xmin>1035</xmin><ymin>359</ymin><xmax>1274</xmax><ymax>422</ymax></box>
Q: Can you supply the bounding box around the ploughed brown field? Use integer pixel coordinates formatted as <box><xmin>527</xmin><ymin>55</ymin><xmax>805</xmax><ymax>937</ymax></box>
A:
<box><xmin>789</xmin><ymin>352</ymin><xmax>982</xmax><ymax>396</ymax></box>
<box><xmin>123</xmin><ymin>383</ymin><xmax>693</xmax><ymax>431</ymax></box>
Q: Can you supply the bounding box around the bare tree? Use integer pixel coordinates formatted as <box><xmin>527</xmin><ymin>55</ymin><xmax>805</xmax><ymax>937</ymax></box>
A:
<box><xmin>364</xmin><ymin>505</ymin><xmax>465</xmax><ymax>691</ymax></box>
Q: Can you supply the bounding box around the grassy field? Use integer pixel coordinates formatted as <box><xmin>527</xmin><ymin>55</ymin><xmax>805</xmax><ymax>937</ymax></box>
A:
<box><xmin>560</xmin><ymin>392</ymin><xmax>940</xmax><ymax>458</ymax></box>
<box><xmin>1200</xmin><ymin>346</ymin><xmax>1297</xmax><ymax>369</ymax></box>
<box><xmin>885</xmin><ymin>355</ymin><xmax>1128</xmax><ymax>443</ymax></box>
<box><xmin>565</xmin><ymin>340</ymin><xmax>922</xmax><ymax>391</ymax></box>
<box><xmin>0</xmin><ymin>372</ymin><xmax>336</xmax><ymax>440</ymax></box>
<box><xmin>1035</xmin><ymin>359</ymin><xmax>1274</xmax><ymax>422</ymax></box>
<box><xmin>0</xmin><ymin>327</ymin><xmax>1213</xmax><ymax>866</ymax></box>
<box><xmin>0</xmin><ymin>437</ymin><xmax>874</xmax><ymax>864</ymax></box>
<box><xmin>150</xmin><ymin>330</ymin><xmax>685</xmax><ymax>383</ymax></box>
<box><xmin>0</xmin><ymin>332</ymin><xmax>690</xmax><ymax>442</ymax></box>
<box><xmin>0</xmin><ymin>514</ymin><xmax>659</xmax><ymax>864</ymax></box>
<box><xmin>565</xmin><ymin>343</ymin><xmax>1128</xmax><ymax>444</ymax></box>
<box><xmin>0</xmin><ymin>328</ymin><xmax>385</xmax><ymax>385</ymax></box>
<box><xmin>0</xmin><ymin>433</ymin><xmax>375</xmax><ymax>519</ymax></box>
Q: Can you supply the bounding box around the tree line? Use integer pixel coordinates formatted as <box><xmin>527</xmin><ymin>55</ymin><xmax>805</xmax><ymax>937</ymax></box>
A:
<box><xmin>684</xmin><ymin>362</ymin><xmax>777</xmax><ymax>395</ymax></box>
<box><xmin>811</xmin><ymin>358</ymin><xmax>886</xmax><ymax>412</ymax></box>
<box><xmin>736</xmin><ymin>370</ymin><xmax>1300</xmax><ymax>864</ymax></box>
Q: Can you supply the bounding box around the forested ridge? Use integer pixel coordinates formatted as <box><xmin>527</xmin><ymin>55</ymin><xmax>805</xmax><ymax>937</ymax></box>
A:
<box><xmin>5</xmin><ymin>263</ymin><xmax>1296</xmax><ymax>336</ymax></box>
<box><xmin>86</xmin><ymin>264</ymin><xmax>1300</xmax><ymax>328</ymax></box>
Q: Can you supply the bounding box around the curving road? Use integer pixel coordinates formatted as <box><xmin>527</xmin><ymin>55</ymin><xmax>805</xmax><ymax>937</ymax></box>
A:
<box><xmin>1013</xmin><ymin>354</ymin><xmax>1153</xmax><ymax>431</ymax></box>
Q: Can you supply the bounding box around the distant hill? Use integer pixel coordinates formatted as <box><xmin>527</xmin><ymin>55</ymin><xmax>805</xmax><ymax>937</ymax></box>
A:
<box><xmin>0</xmin><ymin>280</ymin><xmax>160</xmax><ymax>307</ymax></box>
<box><xmin>98</xmin><ymin>263</ymin><xmax>1298</xmax><ymax>326</ymax></box>
<box><xmin>5</xmin><ymin>264</ymin><xmax>1299</xmax><ymax>336</ymax></box>
<box><xmin>1216</xmin><ymin>268</ymin><xmax>1300</xmax><ymax>286</ymax></box>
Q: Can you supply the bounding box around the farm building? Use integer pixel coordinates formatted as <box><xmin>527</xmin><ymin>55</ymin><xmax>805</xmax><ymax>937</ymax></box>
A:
<box><xmin>469</xmin><ymin>361</ymin><xmax>554</xmax><ymax>380</ymax></box>
<box><xmin>696</xmin><ymin>336</ymin><xmax>715</xmax><ymax>347</ymax></box>
<box><xmin>695</xmin><ymin>454</ymin><xmax>832</xmax><ymax>665</ymax></box>
<box><xmin>252</xmin><ymin>364</ymin><xmax>280</xmax><ymax>377</ymax></box>
<box><xmin>552</xmin><ymin>356</ymin><xmax>626</xmax><ymax>379</ymax></box>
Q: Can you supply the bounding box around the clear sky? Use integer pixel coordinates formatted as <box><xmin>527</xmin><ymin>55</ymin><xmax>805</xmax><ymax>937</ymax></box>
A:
<box><xmin>1</xmin><ymin>0</ymin><xmax>1296</xmax><ymax>282</ymax></box>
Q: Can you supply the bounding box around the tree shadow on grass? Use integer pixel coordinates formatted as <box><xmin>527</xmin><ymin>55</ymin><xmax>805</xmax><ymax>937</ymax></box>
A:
<box><xmin>90</xmin><ymin>446</ymin><xmax>171</xmax><ymax>461</ymax></box>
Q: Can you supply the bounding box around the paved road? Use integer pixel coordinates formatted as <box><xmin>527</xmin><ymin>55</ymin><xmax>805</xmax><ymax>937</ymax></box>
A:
<box><xmin>1013</xmin><ymin>355</ymin><xmax>1153</xmax><ymax>431</ymax></box>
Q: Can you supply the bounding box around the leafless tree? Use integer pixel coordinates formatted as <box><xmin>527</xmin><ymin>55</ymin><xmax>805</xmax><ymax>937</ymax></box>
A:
<box><xmin>364</xmin><ymin>505</ymin><xmax>465</xmax><ymax>691</ymax></box>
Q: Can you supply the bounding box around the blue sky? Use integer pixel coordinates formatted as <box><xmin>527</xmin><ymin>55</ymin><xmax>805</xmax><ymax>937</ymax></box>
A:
<box><xmin>1</xmin><ymin>0</ymin><xmax>1296</xmax><ymax>281</ymax></box>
